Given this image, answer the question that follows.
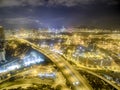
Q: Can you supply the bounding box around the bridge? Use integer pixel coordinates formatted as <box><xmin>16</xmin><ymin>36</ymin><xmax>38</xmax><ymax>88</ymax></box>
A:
<box><xmin>2</xmin><ymin>37</ymin><xmax>120</xmax><ymax>90</ymax></box>
<box><xmin>13</xmin><ymin>37</ymin><xmax>92</xmax><ymax>90</ymax></box>
<box><xmin>76</xmin><ymin>66</ymin><xmax>120</xmax><ymax>90</ymax></box>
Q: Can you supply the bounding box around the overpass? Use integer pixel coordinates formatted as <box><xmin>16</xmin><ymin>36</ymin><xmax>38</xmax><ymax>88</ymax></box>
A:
<box><xmin>19</xmin><ymin>38</ymin><xmax>120</xmax><ymax>90</ymax></box>
<box><xmin>75</xmin><ymin>64</ymin><xmax>120</xmax><ymax>90</ymax></box>
<box><xmin>4</xmin><ymin>37</ymin><xmax>120</xmax><ymax>90</ymax></box>
<box><xmin>10</xmin><ymin>37</ymin><xmax>92</xmax><ymax>90</ymax></box>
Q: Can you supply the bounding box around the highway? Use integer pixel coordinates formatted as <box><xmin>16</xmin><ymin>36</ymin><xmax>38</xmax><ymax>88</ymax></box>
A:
<box><xmin>14</xmin><ymin>38</ymin><xmax>93</xmax><ymax>90</ymax></box>
<box><xmin>74</xmin><ymin>63</ymin><xmax>120</xmax><ymax>90</ymax></box>
<box><xmin>0</xmin><ymin>67</ymin><xmax>54</xmax><ymax>89</ymax></box>
<box><xmin>4</xmin><ymin>37</ymin><xmax>120</xmax><ymax>90</ymax></box>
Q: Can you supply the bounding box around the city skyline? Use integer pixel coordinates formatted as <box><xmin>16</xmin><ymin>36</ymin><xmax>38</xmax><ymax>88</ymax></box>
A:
<box><xmin>0</xmin><ymin>1</ymin><xmax>120</xmax><ymax>90</ymax></box>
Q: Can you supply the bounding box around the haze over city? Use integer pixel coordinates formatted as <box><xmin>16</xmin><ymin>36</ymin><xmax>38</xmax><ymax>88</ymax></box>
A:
<box><xmin>0</xmin><ymin>0</ymin><xmax>120</xmax><ymax>90</ymax></box>
<box><xmin>0</xmin><ymin>0</ymin><xmax>120</xmax><ymax>29</ymax></box>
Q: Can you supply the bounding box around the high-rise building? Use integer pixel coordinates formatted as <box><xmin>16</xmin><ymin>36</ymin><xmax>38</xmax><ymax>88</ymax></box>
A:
<box><xmin>0</xmin><ymin>26</ymin><xmax>6</xmax><ymax>61</ymax></box>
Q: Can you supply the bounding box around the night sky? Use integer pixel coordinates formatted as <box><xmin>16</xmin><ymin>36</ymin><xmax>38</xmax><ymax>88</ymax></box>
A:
<box><xmin>0</xmin><ymin>0</ymin><xmax>120</xmax><ymax>30</ymax></box>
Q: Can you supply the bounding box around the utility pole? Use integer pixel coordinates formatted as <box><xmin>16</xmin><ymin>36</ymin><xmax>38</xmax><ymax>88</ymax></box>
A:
<box><xmin>0</xmin><ymin>26</ymin><xmax>6</xmax><ymax>62</ymax></box>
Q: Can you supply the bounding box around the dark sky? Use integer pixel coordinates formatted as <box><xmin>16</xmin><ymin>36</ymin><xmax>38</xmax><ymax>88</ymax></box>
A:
<box><xmin>0</xmin><ymin>0</ymin><xmax>120</xmax><ymax>29</ymax></box>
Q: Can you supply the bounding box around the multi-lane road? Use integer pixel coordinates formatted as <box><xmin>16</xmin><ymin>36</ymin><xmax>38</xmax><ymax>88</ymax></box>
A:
<box><xmin>76</xmin><ymin>65</ymin><xmax>120</xmax><ymax>90</ymax></box>
<box><xmin>15</xmin><ymin>38</ymin><xmax>92</xmax><ymax>90</ymax></box>
<box><xmin>2</xmin><ymin>37</ymin><xmax>119</xmax><ymax>90</ymax></box>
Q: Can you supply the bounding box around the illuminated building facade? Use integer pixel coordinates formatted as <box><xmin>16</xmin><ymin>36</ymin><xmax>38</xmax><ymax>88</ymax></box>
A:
<box><xmin>0</xmin><ymin>26</ymin><xmax>5</xmax><ymax>61</ymax></box>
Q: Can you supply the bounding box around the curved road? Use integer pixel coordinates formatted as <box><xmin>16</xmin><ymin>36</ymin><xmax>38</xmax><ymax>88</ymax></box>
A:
<box><xmin>75</xmin><ymin>65</ymin><xmax>120</xmax><ymax>90</ymax></box>
<box><xmin>14</xmin><ymin>38</ymin><xmax>92</xmax><ymax>90</ymax></box>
